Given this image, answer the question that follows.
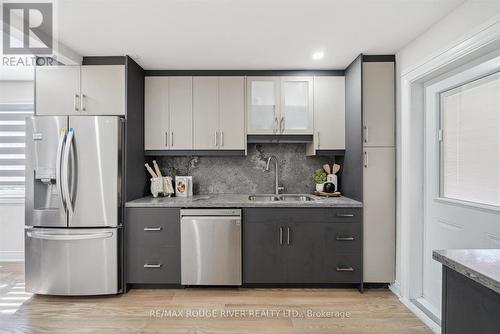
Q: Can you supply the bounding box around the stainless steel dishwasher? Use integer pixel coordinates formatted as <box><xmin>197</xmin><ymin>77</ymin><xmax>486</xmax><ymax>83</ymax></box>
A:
<box><xmin>180</xmin><ymin>209</ymin><xmax>242</xmax><ymax>285</ymax></box>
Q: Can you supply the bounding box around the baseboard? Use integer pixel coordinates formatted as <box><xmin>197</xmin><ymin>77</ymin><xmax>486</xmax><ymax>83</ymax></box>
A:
<box><xmin>389</xmin><ymin>280</ymin><xmax>401</xmax><ymax>297</ymax></box>
<box><xmin>399</xmin><ymin>297</ymin><xmax>441</xmax><ymax>334</ymax></box>
<box><xmin>0</xmin><ymin>251</ymin><xmax>24</xmax><ymax>262</ymax></box>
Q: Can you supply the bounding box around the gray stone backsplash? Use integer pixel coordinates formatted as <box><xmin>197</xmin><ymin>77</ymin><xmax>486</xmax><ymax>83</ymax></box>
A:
<box><xmin>154</xmin><ymin>144</ymin><xmax>338</xmax><ymax>195</ymax></box>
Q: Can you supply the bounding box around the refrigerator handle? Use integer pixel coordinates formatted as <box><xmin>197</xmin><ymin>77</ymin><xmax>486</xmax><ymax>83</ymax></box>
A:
<box><xmin>62</xmin><ymin>129</ymin><xmax>74</xmax><ymax>217</ymax></box>
<box><xmin>56</xmin><ymin>129</ymin><xmax>67</xmax><ymax>211</ymax></box>
<box><xmin>27</xmin><ymin>231</ymin><xmax>113</xmax><ymax>241</ymax></box>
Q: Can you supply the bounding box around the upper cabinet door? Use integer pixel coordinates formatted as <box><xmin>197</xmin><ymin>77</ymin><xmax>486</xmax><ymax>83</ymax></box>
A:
<box><xmin>247</xmin><ymin>77</ymin><xmax>280</xmax><ymax>134</ymax></box>
<box><xmin>144</xmin><ymin>77</ymin><xmax>169</xmax><ymax>150</ymax></box>
<box><xmin>80</xmin><ymin>65</ymin><xmax>125</xmax><ymax>116</ymax></box>
<box><xmin>169</xmin><ymin>77</ymin><xmax>193</xmax><ymax>150</ymax></box>
<box><xmin>313</xmin><ymin>76</ymin><xmax>345</xmax><ymax>150</ymax></box>
<box><xmin>193</xmin><ymin>77</ymin><xmax>219</xmax><ymax>149</ymax></box>
<box><xmin>219</xmin><ymin>77</ymin><xmax>245</xmax><ymax>150</ymax></box>
<box><xmin>36</xmin><ymin>66</ymin><xmax>80</xmax><ymax>115</ymax></box>
<box><xmin>281</xmin><ymin>77</ymin><xmax>313</xmax><ymax>134</ymax></box>
<box><xmin>362</xmin><ymin>62</ymin><xmax>395</xmax><ymax>147</ymax></box>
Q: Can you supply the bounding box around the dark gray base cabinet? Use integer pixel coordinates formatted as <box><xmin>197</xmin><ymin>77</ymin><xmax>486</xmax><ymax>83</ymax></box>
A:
<box><xmin>126</xmin><ymin>208</ymin><xmax>181</xmax><ymax>284</ymax></box>
<box><xmin>243</xmin><ymin>208</ymin><xmax>362</xmax><ymax>285</ymax></box>
<box><xmin>441</xmin><ymin>266</ymin><xmax>500</xmax><ymax>334</ymax></box>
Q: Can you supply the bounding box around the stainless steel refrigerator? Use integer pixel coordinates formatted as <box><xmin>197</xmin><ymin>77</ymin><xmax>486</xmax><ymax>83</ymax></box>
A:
<box><xmin>25</xmin><ymin>115</ymin><xmax>123</xmax><ymax>295</ymax></box>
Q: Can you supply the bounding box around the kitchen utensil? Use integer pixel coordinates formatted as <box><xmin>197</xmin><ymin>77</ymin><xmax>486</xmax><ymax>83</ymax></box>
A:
<box><xmin>145</xmin><ymin>163</ymin><xmax>157</xmax><ymax>178</ymax></box>
<box><xmin>323</xmin><ymin>164</ymin><xmax>331</xmax><ymax>174</ymax></box>
<box><xmin>332</xmin><ymin>164</ymin><xmax>341</xmax><ymax>174</ymax></box>
<box><xmin>152</xmin><ymin>160</ymin><xmax>162</xmax><ymax>177</ymax></box>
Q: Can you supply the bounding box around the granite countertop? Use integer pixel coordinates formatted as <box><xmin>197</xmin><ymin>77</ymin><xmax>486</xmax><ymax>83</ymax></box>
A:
<box><xmin>433</xmin><ymin>249</ymin><xmax>500</xmax><ymax>294</ymax></box>
<box><xmin>125</xmin><ymin>194</ymin><xmax>363</xmax><ymax>208</ymax></box>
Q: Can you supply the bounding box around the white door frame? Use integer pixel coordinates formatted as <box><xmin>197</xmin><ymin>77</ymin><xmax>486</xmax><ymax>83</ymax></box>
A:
<box><xmin>395</xmin><ymin>14</ymin><xmax>500</xmax><ymax>333</ymax></box>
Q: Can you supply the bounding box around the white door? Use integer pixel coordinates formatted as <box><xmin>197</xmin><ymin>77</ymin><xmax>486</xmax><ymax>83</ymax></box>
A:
<box><xmin>363</xmin><ymin>147</ymin><xmax>395</xmax><ymax>282</ymax></box>
<box><xmin>193</xmin><ymin>77</ymin><xmax>219</xmax><ymax>149</ymax></box>
<box><xmin>80</xmin><ymin>65</ymin><xmax>125</xmax><ymax>115</ymax></box>
<box><xmin>362</xmin><ymin>62</ymin><xmax>395</xmax><ymax>146</ymax></box>
<box><xmin>422</xmin><ymin>61</ymin><xmax>500</xmax><ymax>317</ymax></box>
<box><xmin>281</xmin><ymin>77</ymin><xmax>313</xmax><ymax>134</ymax></box>
<box><xmin>313</xmin><ymin>76</ymin><xmax>345</xmax><ymax>150</ymax></box>
<box><xmin>169</xmin><ymin>77</ymin><xmax>193</xmax><ymax>150</ymax></box>
<box><xmin>247</xmin><ymin>77</ymin><xmax>280</xmax><ymax>134</ymax></box>
<box><xmin>144</xmin><ymin>77</ymin><xmax>169</xmax><ymax>150</ymax></box>
<box><xmin>219</xmin><ymin>77</ymin><xmax>245</xmax><ymax>150</ymax></box>
<box><xmin>35</xmin><ymin>66</ymin><xmax>80</xmax><ymax>115</ymax></box>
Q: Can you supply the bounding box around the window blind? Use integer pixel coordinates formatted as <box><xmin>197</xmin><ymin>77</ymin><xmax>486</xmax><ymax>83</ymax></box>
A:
<box><xmin>0</xmin><ymin>103</ymin><xmax>33</xmax><ymax>197</ymax></box>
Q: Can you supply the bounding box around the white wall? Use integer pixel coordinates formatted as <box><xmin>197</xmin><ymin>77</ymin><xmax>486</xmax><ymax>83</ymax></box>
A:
<box><xmin>395</xmin><ymin>0</ymin><xmax>500</xmax><ymax>292</ymax></box>
<box><xmin>0</xmin><ymin>80</ymin><xmax>33</xmax><ymax>261</ymax></box>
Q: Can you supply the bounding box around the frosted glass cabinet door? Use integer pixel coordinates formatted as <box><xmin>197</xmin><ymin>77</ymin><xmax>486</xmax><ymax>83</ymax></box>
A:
<box><xmin>281</xmin><ymin>77</ymin><xmax>313</xmax><ymax>134</ymax></box>
<box><xmin>247</xmin><ymin>77</ymin><xmax>280</xmax><ymax>134</ymax></box>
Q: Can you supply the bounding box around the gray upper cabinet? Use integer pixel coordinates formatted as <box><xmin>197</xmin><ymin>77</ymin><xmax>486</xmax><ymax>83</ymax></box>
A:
<box><xmin>219</xmin><ymin>77</ymin><xmax>246</xmax><ymax>150</ymax></box>
<box><xmin>36</xmin><ymin>65</ymin><xmax>125</xmax><ymax>116</ymax></box>
<box><xmin>307</xmin><ymin>76</ymin><xmax>346</xmax><ymax>155</ymax></box>
<box><xmin>247</xmin><ymin>77</ymin><xmax>313</xmax><ymax>135</ymax></box>
<box><xmin>193</xmin><ymin>77</ymin><xmax>219</xmax><ymax>150</ymax></box>
<box><xmin>362</xmin><ymin>62</ymin><xmax>395</xmax><ymax>147</ymax></box>
<box><xmin>144</xmin><ymin>76</ymin><xmax>193</xmax><ymax>150</ymax></box>
<box><xmin>36</xmin><ymin>66</ymin><xmax>81</xmax><ymax>116</ymax></box>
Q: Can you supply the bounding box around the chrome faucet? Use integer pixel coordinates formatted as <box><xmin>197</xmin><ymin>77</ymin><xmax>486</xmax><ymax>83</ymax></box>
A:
<box><xmin>266</xmin><ymin>156</ymin><xmax>284</xmax><ymax>195</ymax></box>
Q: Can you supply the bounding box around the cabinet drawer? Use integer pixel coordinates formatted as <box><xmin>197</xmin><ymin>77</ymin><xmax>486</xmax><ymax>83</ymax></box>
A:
<box><xmin>127</xmin><ymin>245</ymin><xmax>180</xmax><ymax>284</ymax></box>
<box><xmin>324</xmin><ymin>253</ymin><xmax>362</xmax><ymax>283</ymax></box>
<box><xmin>243</xmin><ymin>208</ymin><xmax>361</xmax><ymax>224</ymax></box>
<box><xmin>126</xmin><ymin>208</ymin><xmax>179</xmax><ymax>247</ymax></box>
<box><xmin>325</xmin><ymin>223</ymin><xmax>362</xmax><ymax>252</ymax></box>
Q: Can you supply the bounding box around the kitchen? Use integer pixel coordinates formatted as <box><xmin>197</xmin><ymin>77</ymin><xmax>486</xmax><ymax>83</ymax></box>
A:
<box><xmin>1</xmin><ymin>1</ymin><xmax>500</xmax><ymax>333</ymax></box>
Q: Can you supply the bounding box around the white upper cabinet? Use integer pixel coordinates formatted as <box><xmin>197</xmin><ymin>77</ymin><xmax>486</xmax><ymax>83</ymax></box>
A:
<box><xmin>362</xmin><ymin>62</ymin><xmax>395</xmax><ymax>147</ymax></box>
<box><xmin>36</xmin><ymin>65</ymin><xmax>125</xmax><ymax>116</ymax></box>
<box><xmin>80</xmin><ymin>65</ymin><xmax>125</xmax><ymax>116</ymax></box>
<box><xmin>310</xmin><ymin>76</ymin><xmax>345</xmax><ymax>152</ymax></box>
<box><xmin>144</xmin><ymin>77</ymin><xmax>193</xmax><ymax>150</ymax></box>
<box><xmin>169</xmin><ymin>77</ymin><xmax>193</xmax><ymax>150</ymax></box>
<box><xmin>36</xmin><ymin>66</ymin><xmax>81</xmax><ymax>115</ymax></box>
<box><xmin>219</xmin><ymin>77</ymin><xmax>245</xmax><ymax>150</ymax></box>
<box><xmin>193</xmin><ymin>77</ymin><xmax>219</xmax><ymax>150</ymax></box>
<box><xmin>281</xmin><ymin>77</ymin><xmax>313</xmax><ymax>134</ymax></box>
<box><xmin>247</xmin><ymin>77</ymin><xmax>313</xmax><ymax>135</ymax></box>
<box><xmin>247</xmin><ymin>77</ymin><xmax>280</xmax><ymax>134</ymax></box>
<box><xmin>144</xmin><ymin>77</ymin><xmax>169</xmax><ymax>150</ymax></box>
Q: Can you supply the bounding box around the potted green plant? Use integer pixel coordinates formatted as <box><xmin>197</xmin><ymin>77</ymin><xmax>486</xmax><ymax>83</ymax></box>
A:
<box><xmin>312</xmin><ymin>168</ymin><xmax>327</xmax><ymax>192</ymax></box>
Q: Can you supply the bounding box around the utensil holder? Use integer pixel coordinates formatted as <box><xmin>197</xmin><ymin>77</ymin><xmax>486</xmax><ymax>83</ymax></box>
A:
<box><xmin>150</xmin><ymin>177</ymin><xmax>174</xmax><ymax>198</ymax></box>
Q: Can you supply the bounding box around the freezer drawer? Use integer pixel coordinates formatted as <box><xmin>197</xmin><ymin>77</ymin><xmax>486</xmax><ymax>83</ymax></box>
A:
<box><xmin>25</xmin><ymin>228</ymin><xmax>118</xmax><ymax>295</ymax></box>
<box><xmin>181</xmin><ymin>210</ymin><xmax>241</xmax><ymax>285</ymax></box>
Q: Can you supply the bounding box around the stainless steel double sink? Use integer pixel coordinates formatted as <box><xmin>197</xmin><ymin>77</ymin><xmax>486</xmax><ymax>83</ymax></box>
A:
<box><xmin>248</xmin><ymin>194</ymin><xmax>316</xmax><ymax>202</ymax></box>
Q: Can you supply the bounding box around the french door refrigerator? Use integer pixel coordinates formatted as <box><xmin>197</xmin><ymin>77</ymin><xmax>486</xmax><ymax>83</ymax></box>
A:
<box><xmin>25</xmin><ymin>115</ymin><xmax>123</xmax><ymax>295</ymax></box>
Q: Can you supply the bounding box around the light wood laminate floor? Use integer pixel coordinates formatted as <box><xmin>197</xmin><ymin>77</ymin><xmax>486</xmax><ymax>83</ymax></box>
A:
<box><xmin>0</xmin><ymin>262</ymin><xmax>431</xmax><ymax>333</ymax></box>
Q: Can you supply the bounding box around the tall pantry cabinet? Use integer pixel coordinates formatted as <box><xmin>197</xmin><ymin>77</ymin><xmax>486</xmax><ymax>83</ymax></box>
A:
<box><xmin>343</xmin><ymin>55</ymin><xmax>396</xmax><ymax>284</ymax></box>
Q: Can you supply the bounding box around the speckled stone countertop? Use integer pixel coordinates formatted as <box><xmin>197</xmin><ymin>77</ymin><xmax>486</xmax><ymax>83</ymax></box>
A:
<box><xmin>125</xmin><ymin>194</ymin><xmax>363</xmax><ymax>208</ymax></box>
<box><xmin>433</xmin><ymin>249</ymin><xmax>500</xmax><ymax>294</ymax></box>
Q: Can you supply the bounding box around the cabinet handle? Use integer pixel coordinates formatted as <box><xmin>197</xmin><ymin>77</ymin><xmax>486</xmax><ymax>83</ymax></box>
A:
<box><xmin>74</xmin><ymin>94</ymin><xmax>80</xmax><ymax>111</ymax></box>
<box><xmin>287</xmin><ymin>227</ymin><xmax>291</xmax><ymax>245</ymax></box>
<box><xmin>214</xmin><ymin>131</ymin><xmax>218</xmax><ymax>147</ymax></box>
<box><xmin>143</xmin><ymin>227</ymin><xmax>162</xmax><ymax>231</ymax></box>
<box><xmin>279</xmin><ymin>227</ymin><xmax>283</xmax><ymax>245</ymax></box>
<box><xmin>364</xmin><ymin>151</ymin><xmax>368</xmax><ymax>168</ymax></box>
<box><xmin>220</xmin><ymin>131</ymin><xmax>224</xmax><ymax>147</ymax></box>
<box><xmin>336</xmin><ymin>266</ymin><xmax>354</xmax><ymax>272</ymax></box>
<box><xmin>165</xmin><ymin>131</ymin><xmax>168</xmax><ymax>147</ymax></box>
<box><xmin>171</xmin><ymin>131</ymin><xmax>174</xmax><ymax>147</ymax></box>
<box><xmin>81</xmin><ymin>94</ymin><xmax>86</xmax><ymax>111</ymax></box>
<box><xmin>280</xmin><ymin>117</ymin><xmax>285</xmax><ymax>133</ymax></box>
<box><xmin>317</xmin><ymin>131</ymin><xmax>320</xmax><ymax>149</ymax></box>
<box><xmin>336</xmin><ymin>213</ymin><xmax>355</xmax><ymax>217</ymax></box>
<box><xmin>144</xmin><ymin>264</ymin><xmax>162</xmax><ymax>268</ymax></box>
<box><xmin>336</xmin><ymin>236</ymin><xmax>355</xmax><ymax>241</ymax></box>
<box><xmin>363</xmin><ymin>125</ymin><xmax>368</xmax><ymax>143</ymax></box>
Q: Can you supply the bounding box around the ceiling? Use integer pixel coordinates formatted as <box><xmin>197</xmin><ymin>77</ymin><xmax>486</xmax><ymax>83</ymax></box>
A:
<box><xmin>56</xmin><ymin>0</ymin><xmax>464</xmax><ymax>70</ymax></box>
